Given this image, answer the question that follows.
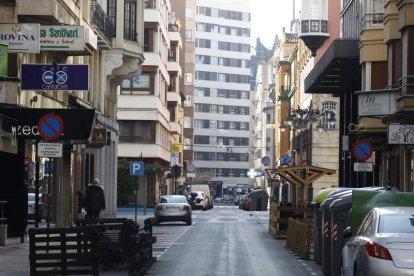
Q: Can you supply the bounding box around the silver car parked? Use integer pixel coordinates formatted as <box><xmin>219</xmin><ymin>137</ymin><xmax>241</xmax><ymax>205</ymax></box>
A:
<box><xmin>342</xmin><ymin>207</ymin><xmax>414</xmax><ymax>276</ymax></box>
<box><xmin>154</xmin><ymin>195</ymin><xmax>192</xmax><ymax>225</ymax></box>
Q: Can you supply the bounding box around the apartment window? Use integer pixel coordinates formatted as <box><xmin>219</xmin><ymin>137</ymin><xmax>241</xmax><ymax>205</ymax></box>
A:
<box><xmin>194</xmin><ymin>119</ymin><xmax>203</xmax><ymax>128</ymax></box>
<box><xmin>119</xmin><ymin>120</ymin><xmax>155</xmax><ymax>143</ymax></box>
<box><xmin>132</xmin><ymin>74</ymin><xmax>150</xmax><ymax>88</ymax></box>
<box><xmin>121</xmin><ymin>73</ymin><xmax>153</xmax><ymax>95</ymax></box>
<box><xmin>218</xmin><ymin>105</ymin><xmax>224</xmax><ymax>113</ymax></box>
<box><xmin>210</xmin><ymin>120</ymin><xmax>217</xmax><ymax>129</ymax></box>
<box><xmin>241</xmin><ymin>91</ymin><xmax>249</xmax><ymax>99</ymax></box>
<box><xmin>184</xmin><ymin>95</ymin><xmax>192</xmax><ymax>107</ymax></box>
<box><xmin>185</xmin><ymin>30</ymin><xmax>192</xmax><ymax>41</ymax></box>
<box><xmin>240</xmin><ymin>122</ymin><xmax>248</xmax><ymax>130</ymax></box>
<box><xmin>107</xmin><ymin>0</ymin><xmax>117</xmax><ymax>34</ymax></box>
<box><xmin>230</xmin><ymin>122</ymin><xmax>236</xmax><ymax>129</ymax></box>
<box><xmin>209</xmin><ymin>105</ymin><xmax>217</xmax><ymax>113</ymax></box>
<box><xmin>124</xmin><ymin>0</ymin><xmax>137</xmax><ymax>41</ymax></box>
<box><xmin>218</xmin><ymin>121</ymin><xmax>225</xmax><ymax>129</ymax></box>
<box><xmin>184</xmin><ymin>117</ymin><xmax>192</xmax><ymax>128</ymax></box>
<box><xmin>184</xmin><ymin>73</ymin><xmax>193</xmax><ymax>84</ymax></box>
<box><xmin>144</xmin><ymin>29</ymin><xmax>153</xmax><ymax>51</ymax></box>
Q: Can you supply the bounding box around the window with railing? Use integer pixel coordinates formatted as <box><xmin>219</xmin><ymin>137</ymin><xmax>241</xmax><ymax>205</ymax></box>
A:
<box><xmin>361</xmin><ymin>0</ymin><xmax>385</xmax><ymax>28</ymax></box>
<box><xmin>124</xmin><ymin>0</ymin><xmax>137</xmax><ymax>41</ymax></box>
<box><xmin>321</xmin><ymin>101</ymin><xmax>337</xmax><ymax>130</ymax></box>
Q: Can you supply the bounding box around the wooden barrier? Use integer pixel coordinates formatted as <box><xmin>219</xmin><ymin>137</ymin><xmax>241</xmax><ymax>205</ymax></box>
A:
<box><xmin>268</xmin><ymin>202</ymin><xmax>312</xmax><ymax>240</ymax></box>
<box><xmin>285</xmin><ymin>218</ymin><xmax>314</xmax><ymax>260</ymax></box>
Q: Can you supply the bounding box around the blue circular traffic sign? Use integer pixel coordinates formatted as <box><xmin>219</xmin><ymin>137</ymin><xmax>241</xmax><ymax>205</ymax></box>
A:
<box><xmin>261</xmin><ymin>156</ymin><xmax>270</xmax><ymax>166</ymax></box>
<box><xmin>352</xmin><ymin>141</ymin><xmax>373</xmax><ymax>161</ymax></box>
<box><xmin>37</xmin><ymin>113</ymin><xmax>64</xmax><ymax>141</ymax></box>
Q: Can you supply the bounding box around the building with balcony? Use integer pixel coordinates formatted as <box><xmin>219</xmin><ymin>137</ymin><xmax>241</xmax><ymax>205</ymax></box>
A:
<box><xmin>193</xmin><ymin>0</ymin><xmax>251</xmax><ymax>193</ymax></box>
<box><xmin>117</xmin><ymin>0</ymin><xmax>183</xmax><ymax>205</ymax></box>
<box><xmin>170</xmin><ymin>0</ymin><xmax>196</xmax><ymax>188</ymax></box>
<box><xmin>250</xmin><ymin>37</ymin><xmax>278</xmax><ymax>188</ymax></box>
<box><xmin>0</xmin><ymin>0</ymin><xmax>145</xmax><ymax>234</ymax></box>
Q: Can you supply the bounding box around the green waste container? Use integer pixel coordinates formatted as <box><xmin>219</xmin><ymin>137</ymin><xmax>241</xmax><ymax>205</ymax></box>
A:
<box><xmin>350</xmin><ymin>188</ymin><xmax>414</xmax><ymax>232</ymax></box>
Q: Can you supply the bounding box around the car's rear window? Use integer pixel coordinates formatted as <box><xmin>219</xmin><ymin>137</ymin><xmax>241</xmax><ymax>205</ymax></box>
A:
<box><xmin>160</xmin><ymin>197</ymin><xmax>187</xmax><ymax>204</ymax></box>
<box><xmin>379</xmin><ymin>214</ymin><xmax>414</xmax><ymax>233</ymax></box>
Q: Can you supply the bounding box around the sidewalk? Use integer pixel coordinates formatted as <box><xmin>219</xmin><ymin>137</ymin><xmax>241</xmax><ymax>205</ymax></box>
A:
<box><xmin>0</xmin><ymin>210</ymin><xmax>154</xmax><ymax>276</ymax></box>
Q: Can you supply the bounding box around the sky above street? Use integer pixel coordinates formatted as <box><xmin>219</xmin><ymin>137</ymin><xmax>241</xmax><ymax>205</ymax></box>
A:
<box><xmin>250</xmin><ymin>0</ymin><xmax>299</xmax><ymax>48</ymax></box>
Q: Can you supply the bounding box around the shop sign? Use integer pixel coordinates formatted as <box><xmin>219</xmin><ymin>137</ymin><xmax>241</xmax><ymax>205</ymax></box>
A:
<box><xmin>40</xmin><ymin>26</ymin><xmax>85</xmax><ymax>51</ymax></box>
<box><xmin>349</xmin><ymin>133</ymin><xmax>388</xmax><ymax>151</ymax></box>
<box><xmin>358</xmin><ymin>93</ymin><xmax>397</xmax><ymax>116</ymax></box>
<box><xmin>388</xmin><ymin>124</ymin><xmax>414</xmax><ymax>144</ymax></box>
<box><xmin>21</xmin><ymin>64</ymin><xmax>89</xmax><ymax>91</ymax></box>
<box><xmin>0</xmin><ymin>23</ymin><xmax>40</xmax><ymax>53</ymax></box>
<box><xmin>0</xmin><ymin>43</ymin><xmax>7</xmax><ymax>77</ymax></box>
<box><xmin>0</xmin><ymin>108</ymin><xmax>94</xmax><ymax>141</ymax></box>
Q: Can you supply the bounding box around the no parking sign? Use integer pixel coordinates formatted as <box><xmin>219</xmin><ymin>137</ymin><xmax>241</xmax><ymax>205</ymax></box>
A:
<box><xmin>352</xmin><ymin>141</ymin><xmax>373</xmax><ymax>161</ymax></box>
<box><xmin>37</xmin><ymin>113</ymin><xmax>64</xmax><ymax>141</ymax></box>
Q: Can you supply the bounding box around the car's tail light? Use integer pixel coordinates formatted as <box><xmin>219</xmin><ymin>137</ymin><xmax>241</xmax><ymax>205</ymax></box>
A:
<box><xmin>156</xmin><ymin>206</ymin><xmax>163</xmax><ymax>211</ymax></box>
<box><xmin>365</xmin><ymin>241</ymin><xmax>393</xmax><ymax>261</ymax></box>
<box><xmin>183</xmin><ymin>205</ymin><xmax>190</xmax><ymax>211</ymax></box>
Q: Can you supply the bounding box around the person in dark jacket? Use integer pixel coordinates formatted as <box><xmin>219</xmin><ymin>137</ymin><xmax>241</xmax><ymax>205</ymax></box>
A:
<box><xmin>84</xmin><ymin>178</ymin><xmax>105</xmax><ymax>220</ymax></box>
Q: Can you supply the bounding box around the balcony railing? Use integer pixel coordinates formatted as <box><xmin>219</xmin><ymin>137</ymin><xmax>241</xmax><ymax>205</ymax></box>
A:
<box><xmin>91</xmin><ymin>0</ymin><xmax>115</xmax><ymax>44</ymax></box>
<box><xmin>361</xmin><ymin>13</ymin><xmax>384</xmax><ymax>29</ymax></box>
<box><xmin>301</xmin><ymin>20</ymin><xmax>328</xmax><ymax>34</ymax></box>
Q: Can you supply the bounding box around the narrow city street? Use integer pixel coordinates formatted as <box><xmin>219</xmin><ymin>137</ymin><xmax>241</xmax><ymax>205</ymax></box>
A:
<box><xmin>105</xmin><ymin>205</ymin><xmax>323</xmax><ymax>276</ymax></box>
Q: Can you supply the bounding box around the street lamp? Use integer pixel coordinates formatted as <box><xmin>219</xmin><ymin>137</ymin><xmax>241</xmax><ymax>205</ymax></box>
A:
<box><xmin>279</xmin><ymin>101</ymin><xmax>336</xmax><ymax>164</ymax></box>
<box><xmin>279</xmin><ymin>101</ymin><xmax>336</xmax><ymax>133</ymax></box>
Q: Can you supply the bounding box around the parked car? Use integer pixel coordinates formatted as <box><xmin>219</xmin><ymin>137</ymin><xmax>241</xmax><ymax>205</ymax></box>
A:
<box><xmin>190</xmin><ymin>184</ymin><xmax>214</xmax><ymax>209</ymax></box>
<box><xmin>222</xmin><ymin>195</ymin><xmax>234</xmax><ymax>203</ymax></box>
<box><xmin>27</xmin><ymin>193</ymin><xmax>47</xmax><ymax>222</ymax></box>
<box><xmin>191</xmin><ymin>191</ymin><xmax>208</xmax><ymax>210</ymax></box>
<box><xmin>154</xmin><ymin>195</ymin><xmax>192</xmax><ymax>225</ymax></box>
<box><xmin>342</xmin><ymin>207</ymin><xmax>414</xmax><ymax>276</ymax></box>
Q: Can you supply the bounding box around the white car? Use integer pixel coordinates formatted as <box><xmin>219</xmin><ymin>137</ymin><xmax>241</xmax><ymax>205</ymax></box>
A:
<box><xmin>154</xmin><ymin>195</ymin><xmax>192</xmax><ymax>225</ymax></box>
<box><xmin>192</xmin><ymin>191</ymin><xmax>208</xmax><ymax>211</ymax></box>
<box><xmin>342</xmin><ymin>207</ymin><xmax>414</xmax><ymax>276</ymax></box>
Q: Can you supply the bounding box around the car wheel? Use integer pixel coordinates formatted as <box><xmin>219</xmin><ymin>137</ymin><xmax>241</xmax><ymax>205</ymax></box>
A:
<box><xmin>186</xmin><ymin>218</ymin><xmax>192</xmax><ymax>225</ymax></box>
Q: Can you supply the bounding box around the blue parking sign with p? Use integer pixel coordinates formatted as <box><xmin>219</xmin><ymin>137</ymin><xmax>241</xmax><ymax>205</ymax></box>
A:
<box><xmin>130</xmin><ymin>161</ymin><xmax>144</xmax><ymax>176</ymax></box>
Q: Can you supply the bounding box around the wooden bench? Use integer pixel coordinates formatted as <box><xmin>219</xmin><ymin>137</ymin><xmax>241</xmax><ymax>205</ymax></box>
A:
<box><xmin>28</xmin><ymin>227</ymin><xmax>99</xmax><ymax>276</ymax></box>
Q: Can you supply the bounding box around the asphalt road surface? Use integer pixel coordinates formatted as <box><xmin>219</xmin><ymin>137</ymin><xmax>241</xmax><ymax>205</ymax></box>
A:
<box><xmin>143</xmin><ymin>204</ymin><xmax>323</xmax><ymax>276</ymax></box>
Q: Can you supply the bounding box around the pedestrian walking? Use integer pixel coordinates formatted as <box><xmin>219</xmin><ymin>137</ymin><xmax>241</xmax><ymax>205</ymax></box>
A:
<box><xmin>84</xmin><ymin>178</ymin><xmax>105</xmax><ymax>220</ymax></box>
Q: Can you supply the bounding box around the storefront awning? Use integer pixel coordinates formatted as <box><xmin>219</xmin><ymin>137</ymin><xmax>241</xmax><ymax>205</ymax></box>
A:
<box><xmin>0</xmin><ymin>108</ymin><xmax>95</xmax><ymax>142</ymax></box>
<box><xmin>305</xmin><ymin>39</ymin><xmax>360</xmax><ymax>94</ymax></box>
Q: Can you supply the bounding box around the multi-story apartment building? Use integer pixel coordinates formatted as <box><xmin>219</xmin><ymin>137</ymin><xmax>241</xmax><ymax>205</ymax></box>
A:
<box><xmin>250</xmin><ymin>37</ymin><xmax>278</xmax><ymax>188</ymax></box>
<box><xmin>193</xmin><ymin>0</ymin><xmax>251</xmax><ymax>194</ymax></box>
<box><xmin>117</xmin><ymin>0</ymin><xmax>183</xmax><ymax>206</ymax></box>
<box><xmin>170</xmin><ymin>0</ymin><xmax>197</xmax><ymax>186</ymax></box>
<box><xmin>0</xmin><ymin>0</ymin><xmax>145</xmax><ymax>234</ymax></box>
